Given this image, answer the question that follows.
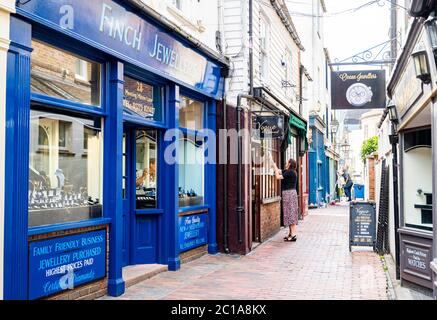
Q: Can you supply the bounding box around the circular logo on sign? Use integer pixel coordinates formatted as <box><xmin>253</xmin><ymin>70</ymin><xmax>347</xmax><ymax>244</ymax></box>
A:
<box><xmin>346</xmin><ymin>83</ymin><xmax>373</xmax><ymax>107</ymax></box>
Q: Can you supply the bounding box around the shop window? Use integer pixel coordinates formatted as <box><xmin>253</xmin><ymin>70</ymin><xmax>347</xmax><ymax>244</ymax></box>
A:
<box><xmin>28</xmin><ymin>110</ymin><xmax>103</xmax><ymax>227</ymax></box>
<box><xmin>123</xmin><ymin>76</ymin><xmax>163</xmax><ymax>122</ymax></box>
<box><xmin>261</xmin><ymin>139</ymin><xmax>280</xmax><ymax>200</ymax></box>
<box><xmin>403</xmin><ymin>129</ymin><xmax>433</xmax><ymax>232</ymax></box>
<box><xmin>31</xmin><ymin>40</ymin><xmax>101</xmax><ymax>106</ymax></box>
<box><xmin>179</xmin><ymin>96</ymin><xmax>204</xmax><ymax>130</ymax></box>
<box><xmin>286</xmin><ymin>135</ymin><xmax>297</xmax><ymax>164</ymax></box>
<box><xmin>179</xmin><ymin>133</ymin><xmax>205</xmax><ymax>207</ymax></box>
<box><xmin>135</xmin><ymin>130</ymin><xmax>158</xmax><ymax>209</ymax></box>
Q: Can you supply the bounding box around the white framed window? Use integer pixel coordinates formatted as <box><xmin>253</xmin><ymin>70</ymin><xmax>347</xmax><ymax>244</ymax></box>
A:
<box><xmin>260</xmin><ymin>12</ymin><xmax>270</xmax><ymax>83</ymax></box>
<box><xmin>284</xmin><ymin>49</ymin><xmax>292</xmax><ymax>96</ymax></box>
<box><xmin>169</xmin><ymin>0</ymin><xmax>182</xmax><ymax>10</ymax></box>
<box><xmin>75</xmin><ymin>59</ymin><xmax>88</xmax><ymax>82</ymax></box>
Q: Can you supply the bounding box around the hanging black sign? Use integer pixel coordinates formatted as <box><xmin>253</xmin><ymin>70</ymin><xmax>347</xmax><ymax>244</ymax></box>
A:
<box><xmin>349</xmin><ymin>201</ymin><xmax>376</xmax><ymax>251</ymax></box>
<box><xmin>253</xmin><ymin>115</ymin><xmax>284</xmax><ymax>139</ymax></box>
<box><xmin>331</xmin><ymin>70</ymin><xmax>386</xmax><ymax>109</ymax></box>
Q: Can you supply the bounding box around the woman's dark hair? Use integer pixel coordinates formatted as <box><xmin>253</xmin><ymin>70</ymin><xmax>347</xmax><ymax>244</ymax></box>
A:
<box><xmin>287</xmin><ymin>159</ymin><xmax>297</xmax><ymax>173</ymax></box>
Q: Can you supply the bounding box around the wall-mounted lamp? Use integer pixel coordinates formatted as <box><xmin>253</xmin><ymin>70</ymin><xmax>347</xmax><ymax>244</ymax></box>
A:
<box><xmin>331</xmin><ymin>119</ymin><xmax>339</xmax><ymax>134</ymax></box>
<box><xmin>408</xmin><ymin>0</ymin><xmax>436</xmax><ymax>18</ymax></box>
<box><xmin>425</xmin><ymin>15</ymin><xmax>437</xmax><ymax>54</ymax></box>
<box><xmin>411</xmin><ymin>44</ymin><xmax>431</xmax><ymax>84</ymax></box>
<box><xmin>387</xmin><ymin>103</ymin><xmax>399</xmax><ymax>124</ymax></box>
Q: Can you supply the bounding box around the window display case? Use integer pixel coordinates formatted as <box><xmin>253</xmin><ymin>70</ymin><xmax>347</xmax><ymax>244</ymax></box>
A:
<box><xmin>28</xmin><ymin>110</ymin><xmax>103</xmax><ymax>227</ymax></box>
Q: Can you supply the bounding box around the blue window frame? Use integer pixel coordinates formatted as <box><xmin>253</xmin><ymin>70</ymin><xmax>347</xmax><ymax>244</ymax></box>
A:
<box><xmin>178</xmin><ymin>91</ymin><xmax>209</xmax><ymax>210</ymax></box>
<box><xmin>28</xmin><ymin>35</ymin><xmax>108</xmax><ymax>234</ymax></box>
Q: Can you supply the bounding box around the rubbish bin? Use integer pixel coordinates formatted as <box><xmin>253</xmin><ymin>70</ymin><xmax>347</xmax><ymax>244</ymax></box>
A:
<box><xmin>353</xmin><ymin>184</ymin><xmax>365</xmax><ymax>199</ymax></box>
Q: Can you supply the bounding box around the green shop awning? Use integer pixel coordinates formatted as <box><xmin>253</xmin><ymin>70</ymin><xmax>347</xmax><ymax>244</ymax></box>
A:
<box><xmin>288</xmin><ymin>114</ymin><xmax>308</xmax><ymax>151</ymax></box>
<box><xmin>289</xmin><ymin>114</ymin><xmax>307</xmax><ymax>133</ymax></box>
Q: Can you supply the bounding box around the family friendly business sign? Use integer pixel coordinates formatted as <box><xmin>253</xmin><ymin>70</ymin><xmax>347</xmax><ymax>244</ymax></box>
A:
<box><xmin>331</xmin><ymin>70</ymin><xmax>386</xmax><ymax>110</ymax></box>
<box><xmin>18</xmin><ymin>0</ymin><xmax>223</xmax><ymax>98</ymax></box>
<box><xmin>28</xmin><ymin>230</ymin><xmax>106</xmax><ymax>299</ymax></box>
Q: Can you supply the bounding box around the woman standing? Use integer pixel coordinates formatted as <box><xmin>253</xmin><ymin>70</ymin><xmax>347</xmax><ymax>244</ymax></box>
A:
<box><xmin>270</xmin><ymin>155</ymin><xmax>299</xmax><ymax>242</ymax></box>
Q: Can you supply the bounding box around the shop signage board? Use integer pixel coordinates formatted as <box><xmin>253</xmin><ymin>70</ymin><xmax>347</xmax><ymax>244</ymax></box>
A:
<box><xmin>349</xmin><ymin>202</ymin><xmax>376</xmax><ymax>251</ymax></box>
<box><xmin>331</xmin><ymin>70</ymin><xmax>386</xmax><ymax>110</ymax></box>
<box><xmin>28</xmin><ymin>229</ymin><xmax>106</xmax><ymax>299</ymax></box>
<box><xmin>400</xmin><ymin>231</ymin><xmax>434</xmax><ymax>289</ymax></box>
<box><xmin>253</xmin><ymin>115</ymin><xmax>285</xmax><ymax>139</ymax></box>
<box><xmin>179</xmin><ymin>213</ymin><xmax>207</xmax><ymax>252</ymax></box>
<box><xmin>18</xmin><ymin>0</ymin><xmax>223</xmax><ymax>98</ymax></box>
<box><xmin>123</xmin><ymin>75</ymin><xmax>157</xmax><ymax>119</ymax></box>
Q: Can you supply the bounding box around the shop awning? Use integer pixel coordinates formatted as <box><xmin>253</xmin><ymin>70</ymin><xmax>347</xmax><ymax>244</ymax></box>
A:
<box><xmin>289</xmin><ymin>114</ymin><xmax>308</xmax><ymax>150</ymax></box>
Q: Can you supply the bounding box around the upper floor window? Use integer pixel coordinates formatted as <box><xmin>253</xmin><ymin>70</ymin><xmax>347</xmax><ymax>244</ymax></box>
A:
<box><xmin>260</xmin><ymin>13</ymin><xmax>270</xmax><ymax>82</ymax></box>
<box><xmin>31</xmin><ymin>40</ymin><xmax>101</xmax><ymax>107</ymax></box>
<box><xmin>179</xmin><ymin>96</ymin><xmax>204</xmax><ymax>131</ymax></box>
<box><xmin>169</xmin><ymin>0</ymin><xmax>182</xmax><ymax>10</ymax></box>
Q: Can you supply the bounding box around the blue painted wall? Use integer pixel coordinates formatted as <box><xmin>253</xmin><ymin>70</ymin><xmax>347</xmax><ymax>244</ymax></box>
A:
<box><xmin>308</xmin><ymin>116</ymin><xmax>328</xmax><ymax>207</ymax></box>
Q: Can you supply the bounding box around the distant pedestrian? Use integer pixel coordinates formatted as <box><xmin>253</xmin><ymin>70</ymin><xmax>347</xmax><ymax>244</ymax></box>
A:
<box><xmin>270</xmin><ymin>155</ymin><xmax>298</xmax><ymax>242</ymax></box>
<box><xmin>341</xmin><ymin>166</ymin><xmax>353</xmax><ymax>202</ymax></box>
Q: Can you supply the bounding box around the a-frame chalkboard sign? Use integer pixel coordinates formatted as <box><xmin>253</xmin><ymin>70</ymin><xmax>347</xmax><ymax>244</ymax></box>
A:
<box><xmin>349</xmin><ymin>201</ymin><xmax>377</xmax><ymax>251</ymax></box>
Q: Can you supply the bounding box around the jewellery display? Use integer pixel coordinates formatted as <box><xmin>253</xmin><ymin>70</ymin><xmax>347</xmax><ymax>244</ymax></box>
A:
<box><xmin>28</xmin><ymin>186</ymin><xmax>100</xmax><ymax>211</ymax></box>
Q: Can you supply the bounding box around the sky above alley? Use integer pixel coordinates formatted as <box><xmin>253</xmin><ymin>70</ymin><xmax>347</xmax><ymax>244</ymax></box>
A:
<box><xmin>324</xmin><ymin>0</ymin><xmax>392</xmax><ymax>65</ymax></box>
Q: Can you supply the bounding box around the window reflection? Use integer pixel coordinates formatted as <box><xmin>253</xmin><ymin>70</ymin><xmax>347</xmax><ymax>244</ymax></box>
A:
<box><xmin>136</xmin><ymin>130</ymin><xmax>158</xmax><ymax>209</ymax></box>
<box><xmin>179</xmin><ymin>133</ymin><xmax>205</xmax><ymax>207</ymax></box>
<box><xmin>179</xmin><ymin>96</ymin><xmax>204</xmax><ymax>130</ymax></box>
<box><xmin>31</xmin><ymin>40</ymin><xmax>101</xmax><ymax>106</ymax></box>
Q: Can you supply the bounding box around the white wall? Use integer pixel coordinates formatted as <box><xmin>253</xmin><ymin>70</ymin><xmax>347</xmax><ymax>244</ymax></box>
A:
<box><xmin>251</xmin><ymin>1</ymin><xmax>301</xmax><ymax>115</ymax></box>
<box><xmin>140</xmin><ymin>0</ymin><xmax>220</xmax><ymax>55</ymax></box>
<box><xmin>223</xmin><ymin>0</ymin><xmax>248</xmax><ymax>106</ymax></box>
<box><xmin>403</xmin><ymin>147</ymin><xmax>433</xmax><ymax>226</ymax></box>
<box><xmin>223</xmin><ymin>0</ymin><xmax>302</xmax><ymax>114</ymax></box>
<box><xmin>290</xmin><ymin>0</ymin><xmax>330</xmax><ymax>121</ymax></box>
<box><xmin>0</xmin><ymin>0</ymin><xmax>14</xmax><ymax>301</ymax></box>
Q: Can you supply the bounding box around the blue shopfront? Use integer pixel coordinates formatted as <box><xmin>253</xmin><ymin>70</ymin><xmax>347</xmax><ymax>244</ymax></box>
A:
<box><xmin>308</xmin><ymin>115</ymin><xmax>328</xmax><ymax>207</ymax></box>
<box><xmin>4</xmin><ymin>0</ymin><xmax>226</xmax><ymax>299</ymax></box>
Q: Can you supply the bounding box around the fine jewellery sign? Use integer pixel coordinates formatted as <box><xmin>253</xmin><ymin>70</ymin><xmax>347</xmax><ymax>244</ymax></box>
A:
<box><xmin>18</xmin><ymin>0</ymin><xmax>223</xmax><ymax>98</ymax></box>
<box><xmin>331</xmin><ymin>70</ymin><xmax>386</xmax><ymax>110</ymax></box>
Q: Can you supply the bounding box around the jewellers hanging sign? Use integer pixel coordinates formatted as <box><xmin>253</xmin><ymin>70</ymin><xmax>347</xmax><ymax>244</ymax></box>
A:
<box><xmin>331</xmin><ymin>70</ymin><xmax>386</xmax><ymax>109</ymax></box>
<box><xmin>253</xmin><ymin>115</ymin><xmax>285</xmax><ymax>139</ymax></box>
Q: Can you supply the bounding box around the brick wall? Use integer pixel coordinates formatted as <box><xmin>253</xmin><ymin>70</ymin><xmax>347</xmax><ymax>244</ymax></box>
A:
<box><xmin>259</xmin><ymin>201</ymin><xmax>281</xmax><ymax>242</ymax></box>
<box><xmin>28</xmin><ymin>225</ymin><xmax>109</xmax><ymax>300</ymax></box>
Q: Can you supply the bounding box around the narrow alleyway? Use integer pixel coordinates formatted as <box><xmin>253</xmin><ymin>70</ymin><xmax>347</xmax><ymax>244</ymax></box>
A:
<box><xmin>103</xmin><ymin>205</ymin><xmax>388</xmax><ymax>300</ymax></box>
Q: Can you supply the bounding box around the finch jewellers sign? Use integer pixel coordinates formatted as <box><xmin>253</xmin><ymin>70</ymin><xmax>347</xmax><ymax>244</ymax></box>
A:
<box><xmin>331</xmin><ymin>70</ymin><xmax>386</xmax><ymax>110</ymax></box>
<box><xmin>17</xmin><ymin>0</ymin><xmax>223</xmax><ymax>98</ymax></box>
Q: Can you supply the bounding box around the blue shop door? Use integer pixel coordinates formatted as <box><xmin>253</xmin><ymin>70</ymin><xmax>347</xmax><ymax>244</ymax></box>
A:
<box><xmin>123</xmin><ymin>127</ymin><xmax>159</xmax><ymax>266</ymax></box>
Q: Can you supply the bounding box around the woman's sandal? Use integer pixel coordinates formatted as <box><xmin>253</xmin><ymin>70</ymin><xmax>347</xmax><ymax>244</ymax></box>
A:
<box><xmin>283</xmin><ymin>234</ymin><xmax>291</xmax><ymax>241</ymax></box>
<box><xmin>285</xmin><ymin>235</ymin><xmax>297</xmax><ymax>242</ymax></box>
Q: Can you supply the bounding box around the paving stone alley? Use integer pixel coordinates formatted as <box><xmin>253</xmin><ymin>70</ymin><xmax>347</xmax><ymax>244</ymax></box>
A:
<box><xmin>102</xmin><ymin>205</ymin><xmax>388</xmax><ymax>300</ymax></box>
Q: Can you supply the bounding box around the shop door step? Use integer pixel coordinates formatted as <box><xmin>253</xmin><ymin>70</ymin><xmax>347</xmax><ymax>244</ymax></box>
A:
<box><xmin>123</xmin><ymin>264</ymin><xmax>167</xmax><ymax>288</ymax></box>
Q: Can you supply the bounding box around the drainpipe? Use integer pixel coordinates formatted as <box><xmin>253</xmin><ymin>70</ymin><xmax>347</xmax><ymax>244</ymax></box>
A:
<box><xmin>237</xmin><ymin>93</ymin><xmax>253</xmax><ymax>244</ymax></box>
<box><xmin>390</xmin><ymin>122</ymin><xmax>401</xmax><ymax>279</ymax></box>
<box><xmin>249</xmin><ymin>0</ymin><xmax>254</xmax><ymax>95</ymax></box>
<box><xmin>222</xmin><ymin>80</ymin><xmax>230</xmax><ymax>253</ymax></box>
